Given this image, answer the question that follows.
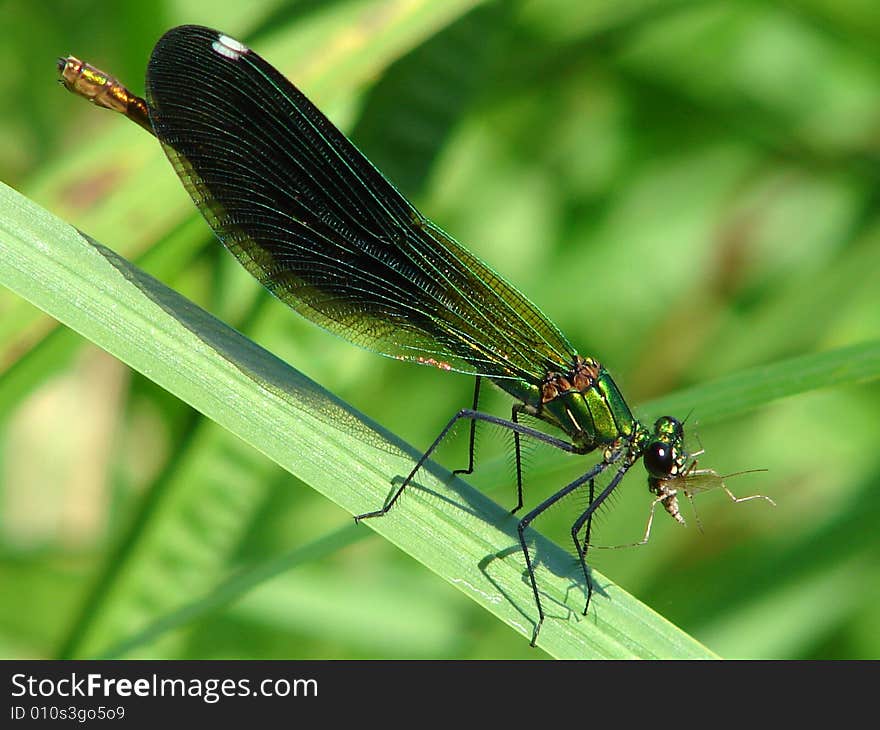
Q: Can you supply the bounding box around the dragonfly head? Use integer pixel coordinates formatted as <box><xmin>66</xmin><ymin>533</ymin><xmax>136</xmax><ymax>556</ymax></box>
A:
<box><xmin>642</xmin><ymin>416</ymin><xmax>688</xmax><ymax>487</ymax></box>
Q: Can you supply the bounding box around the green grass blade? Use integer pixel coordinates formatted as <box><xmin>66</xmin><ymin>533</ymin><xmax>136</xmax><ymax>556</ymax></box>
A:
<box><xmin>56</xmin><ymin>416</ymin><xmax>285</xmax><ymax>659</ymax></box>
<box><xmin>0</xmin><ymin>182</ymin><xmax>715</xmax><ymax>659</ymax></box>
<box><xmin>641</xmin><ymin>340</ymin><xmax>880</xmax><ymax>424</ymax></box>
<box><xmin>96</xmin><ymin>523</ymin><xmax>367</xmax><ymax>658</ymax></box>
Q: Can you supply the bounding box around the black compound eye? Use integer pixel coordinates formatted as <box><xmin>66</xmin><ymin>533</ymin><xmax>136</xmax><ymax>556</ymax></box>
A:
<box><xmin>645</xmin><ymin>442</ymin><xmax>675</xmax><ymax>478</ymax></box>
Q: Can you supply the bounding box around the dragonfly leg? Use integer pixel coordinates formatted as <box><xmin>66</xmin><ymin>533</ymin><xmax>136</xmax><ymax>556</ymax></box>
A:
<box><xmin>582</xmin><ymin>476</ymin><xmax>596</xmax><ymax>555</ymax></box>
<box><xmin>511</xmin><ymin>404</ymin><xmax>525</xmax><ymax>514</ymax></box>
<box><xmin>452</xmin><ymin>376</ymin><xmax>481</xmax><ymax>477</ymax></box>
<box><xmin>570</xmin><ymin>478</ymin><xmax>596</xmax><ymax>614</ymax></box>
<box><xmin>451</xmin><ymin>381</ymin><xmax>530</xmax><ymax>515</ymax></box>
<box><xmin>518</xmin><ymin>458</ymin><xmax>617</xmax><ymax>646</ymax></box>
<box><xmin>568</xmin><ymin>458</ymin><xmax>635</xmax><ymax>618</ymax></box>
<box><xmin>355</xmin><ymin>409</ymin><xmax>580</xmax><ymax>523</ymax></box>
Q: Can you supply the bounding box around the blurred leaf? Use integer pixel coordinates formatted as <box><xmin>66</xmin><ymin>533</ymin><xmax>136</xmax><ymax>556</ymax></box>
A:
<box><xmin>642</xmin><ymin>339</ymin><xmax>880</xmax><ymax>425</ymax></box>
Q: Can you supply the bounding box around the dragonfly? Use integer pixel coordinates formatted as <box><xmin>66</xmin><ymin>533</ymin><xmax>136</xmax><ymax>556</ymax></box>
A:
<box><xmin>58</xmin><ymin>24</ymin><xmax>763</xmax><ymax>645</ymax></box>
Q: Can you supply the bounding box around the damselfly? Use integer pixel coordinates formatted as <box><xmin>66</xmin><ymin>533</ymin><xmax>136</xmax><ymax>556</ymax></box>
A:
<box><xmin>58</xmin><ymin>25</ymin><xmax>770</xmax><ymax>645</ymax></box>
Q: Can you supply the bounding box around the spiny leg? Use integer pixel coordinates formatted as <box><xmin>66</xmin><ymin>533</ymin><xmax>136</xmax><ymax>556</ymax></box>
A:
<box><xmin>570</xmin><ymin>477</ymin><xmax>596</xmax><ymax>614</ymax></box>
<box><xmin>511</xmin><ymin>404</ymin><xmax>525</xmax><ymax>514</ymax></box>
<box><xmin>451</xmin><ymin>379</ymin><xmax>529</xmax><ymax>515</ymax></box>
<box><xmin>517</xmin><ymin>458</ymin><xmax>619</xmax><ymax>646</ymax></box>
<box><xmin>453</xmin><ymin>376</ymin><xmax>481</xmax><ymax>478</ymax></box>
<box><xmin>582</xmin><ymin>476</ymin><xmax>596</xmax><ymax>556</ymax></box>
<box><xmin>355</xmin><ymin>408</ymin><xmax>581</xmax><ymax>522</ymax></box>
<box><xmin>569</xmin><ymin>459</ymin><xmax>635</xmax><ymax>618</ymax></box>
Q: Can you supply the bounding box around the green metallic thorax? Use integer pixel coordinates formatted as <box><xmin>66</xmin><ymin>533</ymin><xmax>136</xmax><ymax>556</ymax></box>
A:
<box><xmin>495</xmin><ymin>356</ymin><xmax>639</xmax><ymax>453</ymax></box>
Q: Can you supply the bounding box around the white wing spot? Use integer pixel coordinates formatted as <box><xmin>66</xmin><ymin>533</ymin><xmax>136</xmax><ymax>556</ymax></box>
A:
<box><xmin>212</xmin><ymin>34</ymin><xmax>249</xmax><ymax>60</ymax></box>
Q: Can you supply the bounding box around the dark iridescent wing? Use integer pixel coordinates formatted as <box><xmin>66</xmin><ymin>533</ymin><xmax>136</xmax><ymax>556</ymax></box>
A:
<box><xmin>145</xmin><ymin>25</ymin><xmax>576</xmax><ymax>382</ymax></box>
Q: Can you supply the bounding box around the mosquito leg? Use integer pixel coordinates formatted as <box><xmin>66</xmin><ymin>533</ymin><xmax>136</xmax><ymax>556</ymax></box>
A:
<box><xmin>719</xmin><ymin>485</ymin><xmax>777</xmax><ymax>507</ymax></box>
<box><xmin>589</xmin><ymin>497</ymin><xmax>664</xmax><ymax>550</ymax></box>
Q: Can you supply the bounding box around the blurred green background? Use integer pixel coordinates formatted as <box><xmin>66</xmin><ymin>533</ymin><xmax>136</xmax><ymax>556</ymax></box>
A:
<box><xmin>1</xmin><ymin>0</ymin><xmax>879</xmax><ymax>659</ymax></box>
